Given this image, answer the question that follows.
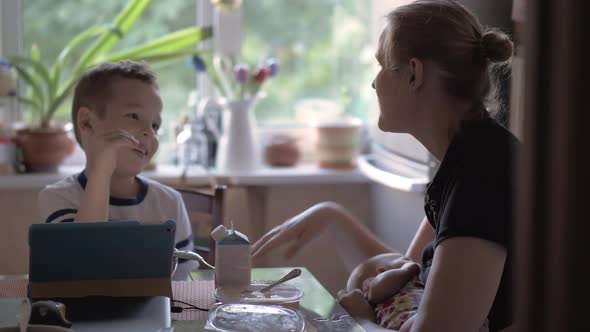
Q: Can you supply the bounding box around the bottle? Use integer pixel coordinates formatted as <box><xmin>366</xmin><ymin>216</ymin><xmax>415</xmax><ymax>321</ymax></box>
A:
<box><xmin>197</xmin><ymin>98</ymin><xmax>222</xmax><ymax>168</ymax></box>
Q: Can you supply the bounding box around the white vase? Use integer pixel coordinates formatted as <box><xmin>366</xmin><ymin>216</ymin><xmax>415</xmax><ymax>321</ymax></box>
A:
<box><xmin>216</xmin><ymin>98</ymin><xmax>260</xmax><ymax>172</ymax></box>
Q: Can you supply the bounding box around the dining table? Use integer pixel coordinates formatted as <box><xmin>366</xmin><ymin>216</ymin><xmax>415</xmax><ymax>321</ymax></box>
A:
<box><xmin>0</xmin><ymin>267</ymin><xmax>366</xmax><ymax>331</ymax></box>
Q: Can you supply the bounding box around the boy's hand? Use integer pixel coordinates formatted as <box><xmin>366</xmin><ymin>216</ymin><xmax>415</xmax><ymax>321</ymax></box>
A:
<box><xmin>84</xmin><ymin>129</ymin><xmax>140</xmax><ymax>178</ymax></box>
<box><xmin>75</xmin><ymin>129</ymin><xmax>139</xmax><ymax>222</ymax></box>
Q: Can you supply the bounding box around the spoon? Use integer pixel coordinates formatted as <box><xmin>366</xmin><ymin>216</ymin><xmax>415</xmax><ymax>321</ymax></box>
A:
<box><xmin>243</xmin><ymin>268</ymin><xmax>302</xmax><ymax>296</ymax></box>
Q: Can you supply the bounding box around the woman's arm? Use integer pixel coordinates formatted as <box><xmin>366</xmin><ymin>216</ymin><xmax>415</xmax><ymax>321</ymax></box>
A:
<box><xmin>252</xmin><ymin>203</ymin><xmax>431</xmax><ymax>272</ymax></box>
<box><xmin>252</xmin><ymin>202</ymin><xmax>396</xmax><ymax>265</ymax></box>
<box><xmin>326</xmin><ymin>203</ymin><xmax>397</xmax><ymax>268</ymax></box>
<box><xmin>410</xmin><ymin>237</ymin><xmax>506</xmax><ymax>331</ymax></box>
<box><xmin>405</xmin><ymin>217</ymin><xmax>435</xmax><ymax>263</ymax></box>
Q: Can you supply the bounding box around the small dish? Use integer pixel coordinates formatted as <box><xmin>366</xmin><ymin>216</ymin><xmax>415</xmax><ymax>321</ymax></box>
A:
<box><xmin>215</xmin><ymin>283</ymin><xmax>303</xmax><ymax>305</ymax></box>
<box><xmin>206</xmin><ymin>303</ymin><xmax>305</xmax><ymax>332</ymax></box>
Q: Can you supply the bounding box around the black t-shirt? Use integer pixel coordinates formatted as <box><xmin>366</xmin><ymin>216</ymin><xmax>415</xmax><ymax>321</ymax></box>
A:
<box><xmin>420</xmin><ymin>116</ymin><xmax>519</xmax><ymax>331</ymax></box>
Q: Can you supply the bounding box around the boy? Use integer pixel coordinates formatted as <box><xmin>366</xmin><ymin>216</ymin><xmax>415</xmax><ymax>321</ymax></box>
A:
<box><xmin>38</xmin><ymin>60</ymin><xmax>198</xmax><ymax>280</ymax></box>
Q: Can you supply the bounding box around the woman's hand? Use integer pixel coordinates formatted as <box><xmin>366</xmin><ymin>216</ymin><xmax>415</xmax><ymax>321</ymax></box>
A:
<box><xmin>337</xmin><ymin>289</ymin><xmax>375</xmax><ymax>322</ymax></box>
<box><xmin>251</xmin><ymin>202</ymin><xmax>341</xmax><ymax>259</ymax></box>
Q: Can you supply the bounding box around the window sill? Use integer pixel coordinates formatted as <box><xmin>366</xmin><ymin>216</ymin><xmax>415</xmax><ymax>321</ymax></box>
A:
<box><xmin>0</xmin><ymin>162</ymin><xmax>369</xmax><ymax>190</ymax></box>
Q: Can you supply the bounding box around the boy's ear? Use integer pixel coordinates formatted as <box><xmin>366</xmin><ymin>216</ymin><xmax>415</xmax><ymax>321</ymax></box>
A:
<box><xmin>77</xmin><ymin>107</ymin><xmax>96</xmax><ymax>134</ymax></box>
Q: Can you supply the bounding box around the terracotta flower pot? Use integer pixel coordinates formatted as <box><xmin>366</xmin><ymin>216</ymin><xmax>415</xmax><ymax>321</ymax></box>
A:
<box><xmin>316</xmin><ymin>119</ymin><xmax>361</xmax><ymax>169</ymax></box>
<box><xmin>16</xmin><ymin>127</ymin><xmax>75</xmax><ymax>172</ymax></box>
<box><xmin>264</xmin><ymin>134</ymin><xmax>301</xmax><ymax>167</ymax></box>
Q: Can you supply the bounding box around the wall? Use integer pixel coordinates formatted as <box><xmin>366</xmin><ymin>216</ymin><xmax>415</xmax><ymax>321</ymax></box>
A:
<box><xmin>0</xmin><ymin>189</ymin><xmax>39</xmax><ymax>275</ymax></box>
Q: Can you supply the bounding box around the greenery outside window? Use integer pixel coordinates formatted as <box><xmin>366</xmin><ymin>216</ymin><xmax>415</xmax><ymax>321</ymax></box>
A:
<box><xmin>242</xmin><ymin>0</ymin><xmax>374</xmax><ymax>124</ymax></box>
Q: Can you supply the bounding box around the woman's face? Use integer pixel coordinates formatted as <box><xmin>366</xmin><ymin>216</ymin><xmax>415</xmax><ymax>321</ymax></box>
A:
<box><xmin>373</xmin><ymin>34</ymin><xmax>414</xmax><ymax>133</ymax></box>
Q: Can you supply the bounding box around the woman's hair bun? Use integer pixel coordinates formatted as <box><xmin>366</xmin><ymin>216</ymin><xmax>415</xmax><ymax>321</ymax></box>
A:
<box><xmin>481</xmin><ymin>29</ymin><xmax>514</xmax><ymax>63</ymax></box>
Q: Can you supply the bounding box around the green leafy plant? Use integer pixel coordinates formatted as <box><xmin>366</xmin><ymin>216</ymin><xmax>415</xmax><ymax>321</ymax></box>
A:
<box><xmin>9</xmin><ymin>0</ymin><xmax>212</xmax><ymax>128</ymax></box>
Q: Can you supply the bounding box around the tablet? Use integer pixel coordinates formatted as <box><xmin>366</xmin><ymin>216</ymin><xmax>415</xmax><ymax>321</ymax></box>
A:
<box><xmin>28</xmin><ymin>220</ymin><xmax>176</xmax><ymax>298</ymax></box>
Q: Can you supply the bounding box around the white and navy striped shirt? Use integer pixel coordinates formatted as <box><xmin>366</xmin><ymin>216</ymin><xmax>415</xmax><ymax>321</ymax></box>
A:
<box><xmin>38</xmin><ymin>172</ymin><xmax>198</xmax><ymax>280</ymax></box>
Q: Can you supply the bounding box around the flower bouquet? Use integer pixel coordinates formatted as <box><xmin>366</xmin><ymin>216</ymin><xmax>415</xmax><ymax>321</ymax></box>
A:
<box><xmin>189</xmin><ymin>55</ymin><xmax>279</xmax><ymax>172</ymax></box>
<box><xmin>190</xmin><ymin>54</ymin><xmax>279</xmax><ymax>101</ymax></box>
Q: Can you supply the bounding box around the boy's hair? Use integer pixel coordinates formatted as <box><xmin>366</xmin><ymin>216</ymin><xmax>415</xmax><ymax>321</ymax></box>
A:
<box><xmin>71</xmin><ymin>60</ymin><xmax>158</xmax><ymax>143</ymax></box>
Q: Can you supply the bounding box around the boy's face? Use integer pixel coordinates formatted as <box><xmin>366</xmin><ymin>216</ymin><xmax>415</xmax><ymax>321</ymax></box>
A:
<box><xmin>88</xmin><ymin>78</ymin><xmax>162</xmax><ymax>176</ymax></box>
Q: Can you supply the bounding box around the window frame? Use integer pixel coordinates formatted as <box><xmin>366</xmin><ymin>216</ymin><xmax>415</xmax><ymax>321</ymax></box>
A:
<box><xmin>0</xmin><ymin>0</ymin><xmax>21</xmax><ymax>57</ymax></box>
<box><xmin>1</xmin><ymin>0</ymin><xmax>22</xmax><ymax>120</ymax></box>
<box><xmin>196</xmin><ymin>0</ymin><xmax>243</xmax><ymax>99</ymax></box>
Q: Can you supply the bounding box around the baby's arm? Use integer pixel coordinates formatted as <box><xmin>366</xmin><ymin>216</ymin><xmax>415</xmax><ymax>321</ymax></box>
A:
<box><xmin>347</xmin><ymin>253</ymin><xmax>406</xmax><ymax>291</ymax></box>
<box><xmin>364</xmin><ymin>261</ymin><xmax>420</xmax><ymax>304</ymax></box>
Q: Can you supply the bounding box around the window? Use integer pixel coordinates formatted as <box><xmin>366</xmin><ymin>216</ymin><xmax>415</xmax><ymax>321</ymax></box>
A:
<box><xmin>22</xmin><ymin>0</ymin><xmax>197</xmax><ymax>144</ymax></box>
<box><xmin>21</xmin><ymin>1</ymin><xmax>375</xmax><ymax>126</ymax></box>
<box><xmin>242</xmin><ymin>0</ymin><xmax>374</xmax><ymax>124</ymax></box>
<box><xmin>11</xmin><ymin>1</ymin><xmax>378</xmax><ymax>164</ymax></box>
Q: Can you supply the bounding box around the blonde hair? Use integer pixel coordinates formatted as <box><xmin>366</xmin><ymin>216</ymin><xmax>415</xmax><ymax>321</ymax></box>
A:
<box><xmin>378</xmin><ymin>0</ymin><xmax>514</xmax><ymax>116</ymax></box>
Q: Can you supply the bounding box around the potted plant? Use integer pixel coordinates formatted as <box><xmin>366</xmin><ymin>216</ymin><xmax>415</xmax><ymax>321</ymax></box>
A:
<box><xmin>9</xmin><ymin>0</ymin><xmax>212</xmax><ymax>172</ymax></box>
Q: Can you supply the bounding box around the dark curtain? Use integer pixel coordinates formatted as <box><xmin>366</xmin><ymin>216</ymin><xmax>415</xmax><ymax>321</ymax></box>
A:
<box><xmin>516</xmin><ymin>0</ymin><xmax>590</xmax><ymax>331</ymax></box>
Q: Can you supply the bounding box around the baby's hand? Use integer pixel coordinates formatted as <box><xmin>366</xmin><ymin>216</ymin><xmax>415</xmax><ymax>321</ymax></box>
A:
<box><xmin>337</xmin><ymin>289</ymin><xmax>375</xmax><ymax>322</ymax></box>
<box><xmin>84</xmin><ymin>129</ymin><xmax>140</xmax><ymax>178</ymax></box>
<box><xmin>362</xmin><ymin>271</ymin><xmax>396</xmax><ymax>304</ymax></box>
<box><xmin>363</xmin><ymin>262</ymin><xmax>420</xmax><ymax>304</ymax></box>
<box><xmin>375</xmin><ymin>257</ymin><xmax>410</xmax><ymax>273</ymax></box>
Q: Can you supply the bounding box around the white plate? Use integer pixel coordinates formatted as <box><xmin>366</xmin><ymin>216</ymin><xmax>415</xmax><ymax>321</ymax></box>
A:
<box><xmin>215</xmin><ymin>283</ymin><xmax>303</xmax><ymax>304</ymax></box>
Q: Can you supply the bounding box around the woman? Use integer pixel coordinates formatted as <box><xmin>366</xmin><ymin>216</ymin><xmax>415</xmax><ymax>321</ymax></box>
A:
<box><xmin>252</xmin><ymin>1</ymin><xmax>518</xmax><ymax>331</ymax></box>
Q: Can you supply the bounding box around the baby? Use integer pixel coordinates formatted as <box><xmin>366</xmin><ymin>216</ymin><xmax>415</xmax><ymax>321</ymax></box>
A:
<box><xmin>347</xmin><ymin>253</ymin><xmax>490</xmax><ymax>331</ymax></box>
<box><xmin>347</xmin><ymin>253</ymin><xmax>423</xmax><ymax>331</ymax></box>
